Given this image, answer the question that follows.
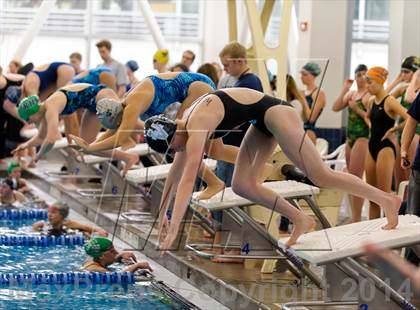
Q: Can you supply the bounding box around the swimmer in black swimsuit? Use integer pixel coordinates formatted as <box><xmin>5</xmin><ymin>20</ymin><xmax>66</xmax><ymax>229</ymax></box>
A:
<box><xmin>32</xmin><ymin>202</ymin><xmax>108</xmax><ymax>237</ymax></box>
<box><xmin>144</xmin><ymin>88</ymin><xmax>402</xmax><ymax>253</ymax></box>
<box><xmin>364</xmin><ymin>67</ymin><xmax>408</xmax><ymax>220</ymax></box>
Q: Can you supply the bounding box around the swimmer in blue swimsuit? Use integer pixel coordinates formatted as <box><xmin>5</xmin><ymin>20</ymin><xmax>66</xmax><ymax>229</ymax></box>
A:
<box><xmin>69</xmin><ymin>71</ymin><xmax>215</xmax><ymax>153</ymax></box>
<box><xmin>12</xmin><ymin>84</ymin><xmax>140</xmax><ymax>175</ymax></box>
<box><xmin>300</xmin><ymin>62</ymin><xmax>327</xmax><ymax>144</ymax></box>
<box><xmin>72</xmin><ymin>67</ymin><xmax>116</xmax><ymax>90</ymax></box>
<box><xmin>23</xmin><ymin>62</ymin><xmax>75</xmax><ymax>100</ymax></box>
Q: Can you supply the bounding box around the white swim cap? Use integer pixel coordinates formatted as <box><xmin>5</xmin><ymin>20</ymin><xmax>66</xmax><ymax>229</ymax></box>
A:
<box><xmin>96</xmin><ymin>98</ymin><xmax>123</xmax><ymax>129</ymax></box>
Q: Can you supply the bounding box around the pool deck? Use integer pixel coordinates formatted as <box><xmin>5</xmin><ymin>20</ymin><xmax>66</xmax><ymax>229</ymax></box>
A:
<box><xmin>23</xmin><ymin>160</ymin><xmax>420</xmax><ymax>310</ymax></box>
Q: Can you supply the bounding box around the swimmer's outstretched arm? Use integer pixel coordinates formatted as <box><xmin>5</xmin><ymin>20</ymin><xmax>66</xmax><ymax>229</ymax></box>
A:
<box><xmin>12</xmin><ymin>119</ymin><xmax>47</xmax><ymax>154</ymax></box>
<box><xmin>36</xmin><ymin>104</ymin><xmax>62</xmax><ymax>160</ymax></box>
<box><xmin>93</xmin><ymin>128</ymin><xmax>117</xmax><ymax>143</ymax></box>
<box><xmin>159</xmin><ymin>131</ymin><xmax>209</xmax><ymax>255</ymax></box>
<box><xmin>364</xmin><ymin>243</ymin><xmax>420</xmax><ymax>290</ymax></box>
<box><xmin>157</xmin><ymin>152</ymin><xmax>187</xmax><ymax>242</ymax></box>
<box><xmin>65</xmin><ymin>220</ymin><xmax>107</xmax><ymax>236</ymax></box>
<box><xmin>83</xmin><ymin>90</ymin><xmax>152</xmax><ymax>151</ymax></box>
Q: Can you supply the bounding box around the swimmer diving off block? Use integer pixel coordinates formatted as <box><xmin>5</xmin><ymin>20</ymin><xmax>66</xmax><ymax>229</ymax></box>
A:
<box><xmin>143</xmin><ymin>88</ymin><xmax>401</xmax><ymax>254</ymax></box>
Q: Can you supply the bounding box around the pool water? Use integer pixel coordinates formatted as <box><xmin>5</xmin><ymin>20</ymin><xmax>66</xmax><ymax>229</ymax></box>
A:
<box><xmin>0</xmin><ymin>216</ymin><xmax>199</xmax><ymax>309</ymax></box>
<box><xmin>0</xmin><ymin>246</ymin><xmax>86</xmax><ymax>274</ymax></box>
<box><xmin>0</xmin><ymin>219</ymin><xmax>38</xmax><ymax>232</ymax></box>
<box><xmin>0</xmin><ymin>282</ymin><xmax>191</xmax><ymax>309</ymax></box>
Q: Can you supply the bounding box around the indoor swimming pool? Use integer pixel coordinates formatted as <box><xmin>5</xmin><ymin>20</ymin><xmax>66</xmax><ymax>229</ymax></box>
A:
<box><xmin>0</xmin><ymin>281</ymin><xmax>198</xmax><ymax>309</ymax></box>
<box><xmin>0</xmin><ymin>210</ymin><xmax>200</xmax><ymax>309</ymax></box>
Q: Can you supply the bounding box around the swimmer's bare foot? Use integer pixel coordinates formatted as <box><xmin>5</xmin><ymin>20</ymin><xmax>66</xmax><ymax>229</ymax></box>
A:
<box><xmin>121</xmin><ymin>154</ymin><xmax>139</xmax><ymax>176</ymax></box>
<box><xmin>382</xmin><ymin>194</ymin><xmax>401</xmax><ymax>230</ymax></box>
<box><xmin>195</xmin><ymin>180</ymin><xmax>225</xmax><ymax>200</ymax></box>
<box><xmin>257</xmin><ymin>163</ymin><xmax>274</xmax><ymax>183</ymax></box>
<box><xmin>284</xmin><ymin>214</ymin><xmax>316</xmax><ymax>248</ymax></box>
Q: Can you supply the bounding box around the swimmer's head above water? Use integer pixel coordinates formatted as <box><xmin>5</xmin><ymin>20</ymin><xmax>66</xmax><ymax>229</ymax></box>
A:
<box><xmin>96</xmin><ymin>98</ymin><xmax>123</xmax><ymax>129</ymax></box>
<box><xmin>48</xmin><ymin>202</ymin><xmax>69</xmax><ymax>223</ymax></box>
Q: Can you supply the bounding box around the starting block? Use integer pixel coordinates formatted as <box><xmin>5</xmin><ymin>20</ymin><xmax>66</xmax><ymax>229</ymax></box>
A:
<box><xmin>75</xmin><ymin>144</ymin><xmax>159</xmax><ymax>199</ymax></box>
<box><xmin>279</xmin><ymin>215</ymin><xmax>420</xmax><ymax>310</ymax></box>
<box><xmin>186</xmin><ymin>180</ymin><xmax>324</xmax><ymax>286</ymax></box>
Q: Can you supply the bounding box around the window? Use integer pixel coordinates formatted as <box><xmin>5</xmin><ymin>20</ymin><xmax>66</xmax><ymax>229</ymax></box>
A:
<box><xmin>354</xmin><ymin>0</ymin><xmax>360</xmax><ymax>19</ymax></box>
<box><xmin>56</xmin><ymin>0</ymin><xmax>87</xmax><ymax>10</ymax></box>
<box><xmin>5</xmin><ymin>0</ymin><xmax>42</xmax><ymax>8</ymax></box>
<box><xmin>181</xmin><ymin>0</ymin><xmax>199</xmax><ymax>14</ymax></box>
<box><xmin>99</xmin><ymin>0</ymin><xmax>134</xmax><ymax>11</ymax></box>
<box><xmin>365</xmin><ymin>0</ymin><xmax>389</xmax><ymax>21</ymax></box>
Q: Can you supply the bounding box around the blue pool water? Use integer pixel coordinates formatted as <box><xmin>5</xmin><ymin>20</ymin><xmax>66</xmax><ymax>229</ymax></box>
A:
<box><xmin>0</xmin><ymin>219</ymin><xmax>37</xmax><ymax>232</ymax></box>
<box><xmin>0</xmin><ymin>245</ymin><xmax>86</xmax><ymax>274</ymax></box>
<box><xmin>0</xmin><ymin>216</ymin><xmax>198</xmax><ymax>309</ymax></box>
<box><xmin>0</xmin><ymin>282</ymin><xmax>191</xmax><ymax>309</ymax></box>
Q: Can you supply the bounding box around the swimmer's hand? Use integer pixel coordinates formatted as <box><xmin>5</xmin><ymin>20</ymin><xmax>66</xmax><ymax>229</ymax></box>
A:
<box><xmin>96</xmin><ymin>229</ymin><xmax>108</xmax><ymax>237</ymax></box>
<box><xmin>381</xmin><ymin>127</ymin><xmax>396</xmax><ymax>141</ymax></box>
<box><xmin>32</xmin><ymin>221</ymin><xmax>45</xmax><ymax>232</ymax></box>
<box><xmin>343</xmin><ymin>79</ymin><xmax>354</xmax><ymax>90</ymax></box>
<box><xmin>66</xmin><ymin>146</ymin><xmax>85</xmax><ymax>162</ymax></box>
<box><xmin>400</xmin><ymin>151</ymin><xmax>412</xmax><ymax>169</ymax></box>
<box><xmin>135</xmin><ymin>261</ymin><xmax>153</xmax><ymax>272</ymax></box>
<box><xmin>158</xmin><ymin>215</ymin><xmax>170</xmax><ymax>245</ymax></box>
<box><xmin>69</xmin><ymin>134</ymin><xmax>90</xmax><ymax>150</ymax></box>
<box><xmin>159</xmin><ymin>224</ymin><xmax>179</xmax><ymax>257</ymax></box>
<box><xmin>11</xmin><ymin>142</ymin><xmax>30</xmax><ymax>155</ymax></box>
<box><xmin>116</xmin><ymin>251</ymin><xmax>137</xmax><ymax>263</ymax></box>
<box><xmin>122</xmin><ymin>261</ymin><xmax>153</xmax><ymax>273</ymax></box>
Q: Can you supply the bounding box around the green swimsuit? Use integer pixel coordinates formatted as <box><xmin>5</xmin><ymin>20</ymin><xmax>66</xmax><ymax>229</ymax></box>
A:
<box><xmin>397</xmin><ymin>90</ymin><xmax>420</xmax><ymax>144</ymax></box>
<box><xmin>347</xmin><ymin>98</ymin><xmax>369</xmax><ymax>148</ymax></box>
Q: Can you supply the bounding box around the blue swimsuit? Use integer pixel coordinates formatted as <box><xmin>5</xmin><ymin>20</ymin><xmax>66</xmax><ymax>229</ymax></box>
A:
<box><xmin>141</xmin><ymin>72</ymin><xmax>216</xmax><ymax>120</ymax></box>
<box><xmin>303</xmin><ymin>89</ymin><xmax>323</xmax><ymax>131</ymax></box>
<box><xmin>72</xmin><ymin>67</ymin><xmax>112</xmax><ymax>85</ymax></box>
<box><xmin>59</xmin><ymin>84</ymin><xmax>108</xmax><ymax>115</ymax></box>
<box><xmin>33</xmin><ymin>62</ymin><xmax>73</xmax><ymax>92</ymax></box>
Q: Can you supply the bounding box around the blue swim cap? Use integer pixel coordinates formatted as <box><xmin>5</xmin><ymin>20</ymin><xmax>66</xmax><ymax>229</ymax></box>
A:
<box><xmin>5</xmin><ymin>86</ymin><xmax>22</xmax><ymax>104</ymax></box>
<box><xmin>126</xmin><ymin>60</ymin><xmax>139</xmax><ymax>72</ymax></box>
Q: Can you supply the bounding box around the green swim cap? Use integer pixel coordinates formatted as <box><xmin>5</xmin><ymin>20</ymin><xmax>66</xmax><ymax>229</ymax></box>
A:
<box><xmin>18</xmin><ymin>95</ymin><xmax>40</xmax><ymax>122</ymax></box>
<box><xmin>84</xmin><ymin>237</ymin><xmax>113</xmax><ymax>258</ymax></box>
<box><xmin>7</xmin><ymin>162</ymin><xmax>20</xmax><ymax>174</ymax></box>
